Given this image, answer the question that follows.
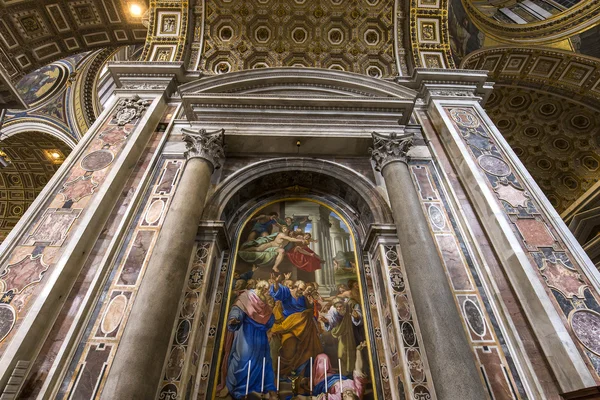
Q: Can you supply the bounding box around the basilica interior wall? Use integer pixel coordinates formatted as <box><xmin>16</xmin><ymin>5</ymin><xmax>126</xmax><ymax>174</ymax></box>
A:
<box><xmin>0</xmin><ymin>0</ymin><xmax>600</xmax><ymax>398</ymax></box>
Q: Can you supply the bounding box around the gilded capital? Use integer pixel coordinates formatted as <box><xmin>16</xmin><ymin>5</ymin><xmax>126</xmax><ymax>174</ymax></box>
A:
<box><xmin>369</xmin><ymin>131</ymin><xmax>414</xmax><ymax>171</ymax></box>
<box><xmin>181</xmin><ymin>128</ymin><xmax>226</xmax><ymax>170</ymax></box>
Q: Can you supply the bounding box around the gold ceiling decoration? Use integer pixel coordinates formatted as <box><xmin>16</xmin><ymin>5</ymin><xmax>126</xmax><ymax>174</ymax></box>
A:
<box><xmin>461</xmin><ymin>46</ymin><xmax>600</xmax><ymax>109</ymax></box>
<box><xmin>462</xmin><ymin>0</ymin><xmax>600</xmax><ymax>44</ymax></box>
<box><xmin>0</xmin><ymin>0</ymin><xmax>148</xmax><ymax>81</ymax></box>
<box><xmin>139</xmin><ymin>0</ymin><xmax>188</xmax><ymax>62</ymax></box>
<box><xmin>409</xmin><ymin>0</ymin><xmax>455</xmax><ymax>68</ymax></box>
<box><xmin>197</xmin><ymin>0</ymin><xmax>403</xmax><ymax>77</ymax></box>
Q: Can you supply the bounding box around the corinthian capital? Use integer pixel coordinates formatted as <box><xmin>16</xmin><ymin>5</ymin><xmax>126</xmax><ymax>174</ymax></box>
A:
<box><xmin>181</xmin><ymin>128</ymin><xmax>225</xmax><ymax>170</ymax></box>
<box><xmin>369</xmin><ymin>131</ymin><xmax>414</xmax><ymax>171</ymax></box>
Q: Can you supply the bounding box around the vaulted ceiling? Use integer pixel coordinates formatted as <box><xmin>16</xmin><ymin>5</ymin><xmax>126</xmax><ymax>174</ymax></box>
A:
<box><xmin>0</xmin><ymin>0</ymin><xmax>147</xmax><ymax>83</ymax></box>
<box><xmin>0</xmin><ymin>131</ymin><xmax>72</xmax><ymax>242</ymax></box>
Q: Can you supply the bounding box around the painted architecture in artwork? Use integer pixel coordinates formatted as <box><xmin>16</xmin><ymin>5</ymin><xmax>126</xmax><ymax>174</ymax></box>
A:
<box><xmin>0</xmin><ymin>0</ymin><xmax>599</xmax><ymax>399</ymax></box>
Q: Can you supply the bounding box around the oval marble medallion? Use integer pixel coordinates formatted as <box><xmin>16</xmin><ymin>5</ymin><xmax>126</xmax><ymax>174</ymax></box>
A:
<box><xmin>165</xmin><ymin>346</ymin><xmax>186</xmax><ymax>380</ymax></box>
<box><xmin>81</xmin><ymin>150</ymin><xmax>114</xmax><ymax>172</ymax></box>
<box><xmin>101</xmin><ymin>294</ymin><xmax>127</xmax><ymax>334</ymax></box>
<box><xmin>181</xmin><ymin>291</ymin><xmax>199</xmax><ymax>318</ymax></box>
<box><xmin>428</xmin><ymin>204</ymin><xmax>445</xmax><ymax>230</ymax></box>
<box><xmin>571</xmin><ymin>309</ymin><xmax>600</xmax><ymax>355</ymax></box>
<box><xmin>395</xmin><ymin>294</ymin><xmax>411</xmax><ymax>321</ymax></box>
<box><xmin>463</xmin><ymin>298</ymin><xmax>486</xmax><ymax>337</ymax></box>
<box><xmin>145</xmin><ymin>199</ymin><xmax>165</xmax><ymax>224</ymax></box>
<box><xmin>478</xmin><ymin>155</ymin><xmax>511</xmax><ymax>177</ymax></box>
<box><xmin>401</xmin><ymin>321</ymin><xmax>417</xmax><ymax>347</ymax></box>
<box><xmin>176</xmin><ymin>319</ymin><xmax>191</xmax><ymax>345</ymax></box>
<box><xmin>406</xmin><ymin>348</ymin><xmax>425</xmax><ymax>382</ymax></box>
<box><xmin>0</xmin><ymin>304</ymin><xmax>16</xmax><ymax>342</ymax></box>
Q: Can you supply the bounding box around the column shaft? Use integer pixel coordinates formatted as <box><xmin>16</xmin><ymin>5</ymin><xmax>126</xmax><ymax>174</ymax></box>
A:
<box><xmin>382</xmin><ymin>160</ymin><xmax>487</xmax><ymax>400</ymax></box>
<box><xmin>101</xmin><ymin>157</ymin><xmax>212</xmax><ymax>399</ymax></box>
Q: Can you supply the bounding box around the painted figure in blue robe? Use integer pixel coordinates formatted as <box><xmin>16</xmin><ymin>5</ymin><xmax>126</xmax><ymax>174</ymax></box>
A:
<box><xmin>217</xmin><ymin>281</ymin><xmax>278</xmax><ymax>399</ymax></box>
<box><xmin>269</xmin><ymin>275</ymin><xmax>323</xmax><ymax>375</ymax></box>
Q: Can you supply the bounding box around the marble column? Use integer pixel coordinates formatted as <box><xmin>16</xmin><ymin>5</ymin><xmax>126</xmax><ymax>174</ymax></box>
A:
<box><xmin>101</xmin><ymin>128</ymin><xmax>225</xmax><ymax>400</ymax></box>
<box><xmin>371</xmin><ymin>131</ymin><xmax>487</xmax><ymax>400</ymax></box>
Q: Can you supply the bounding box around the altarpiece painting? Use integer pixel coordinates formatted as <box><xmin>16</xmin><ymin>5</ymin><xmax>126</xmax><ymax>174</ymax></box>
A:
<box><xmin>214</xmin><ymin>200</ymin><xmax>375</xmax><ymax>400</ymax></box>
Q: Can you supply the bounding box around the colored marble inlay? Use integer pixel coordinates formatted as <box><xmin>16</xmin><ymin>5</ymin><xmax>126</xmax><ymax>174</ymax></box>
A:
<box><xmin>410</xmin><ymin>161</ymin><xmax>526</xmax><ymax>399</ymax></box>
<box><xmin>0</xmin><ymin>96</ymin><xmax>151</xmax><ymax>355</ymax></box>
<box><xmin>445</xmin><ymin>105</ymin><xmax>600</xmax><ymax>380</ymax></box>
<box><xmin>59</xmin><ymin>158</ymin><xmax>183</xmax><ymax>399</ymax></box>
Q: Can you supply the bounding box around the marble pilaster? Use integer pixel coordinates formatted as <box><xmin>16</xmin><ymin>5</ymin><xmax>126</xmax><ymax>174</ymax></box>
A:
<box><xmin>0</xmin><ymin>93</ymin><xmax>166</xmax><ymax>394</ymax></box>
<box><xmin>424</xmin><ymin>89</ymin><xmax>598</xmax><ymax>392</ymax></box>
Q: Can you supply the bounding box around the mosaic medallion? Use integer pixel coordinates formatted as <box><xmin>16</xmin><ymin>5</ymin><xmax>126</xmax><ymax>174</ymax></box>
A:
<box><xmin>16</xmin><ymin>63</ymin><xmax>69</xmax><ymax>106</ymax></box>
<box><xmin>450</xmin><ymin>108</ymin><xmax>480</xmax><ymax>128</ymax></box>
<box><xmin>571</xmin><ymin>309</ymin><xmax>600</xmax><ymax>355</ymax></box>
<box><xmin>81</xmin><ymin>149</ymin><xmax>114</xmax><ymax>171</ymax></box>
<box><xmin>428</xmin><ymin>204</ymin><xmax>445</xmax><ymax>230</ymax></box>
<box><xmin>477</xmin><ymin>154</ymin><xmax>511</xmax><ymax>177</ymax></box>
<box><xmin>0</xmin><ymin>304</ymin><xmax>15</xmax><ymax>342</ymax></box>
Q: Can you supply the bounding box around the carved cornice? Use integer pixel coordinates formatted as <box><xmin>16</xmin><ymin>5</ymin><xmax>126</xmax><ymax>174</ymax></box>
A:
<box><xmin>370</xmin><ymin>131</ymin><xmax>415</xmax><ymax>171</ymax></box>
<box><xmin>181</xmin><ymin>128</ymin><xmax>225</xmax><ymax>170</ymax></box>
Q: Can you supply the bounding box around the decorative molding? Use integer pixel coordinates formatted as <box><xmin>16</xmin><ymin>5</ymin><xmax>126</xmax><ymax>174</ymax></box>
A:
<box><xmin>370</xmin><ymin>131</ymin><xmax>415</xmax><ymax>171</ymax></box>
<box><xmin>462</xmin><ymin>0</ymin><xmax>600</xmax><ymax>44</ymax></box>
<box><xmin>181</xmin><ymin>128</ymin><xmax>225</xmax><ymax>170</ymax></box>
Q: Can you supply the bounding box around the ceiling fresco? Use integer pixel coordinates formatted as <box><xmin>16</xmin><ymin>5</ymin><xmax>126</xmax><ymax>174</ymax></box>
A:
<box><xmin>485</xmin><ymin>85</ymin><xmax>600</xmax><ymax>213</ymax></box>
<box><xmin>0</xmin><ymin>131</ymin><xmax>72</xmax><ymax>242</ymax></box>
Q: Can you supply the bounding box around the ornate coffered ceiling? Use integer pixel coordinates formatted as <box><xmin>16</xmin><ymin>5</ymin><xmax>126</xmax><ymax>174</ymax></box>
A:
<box><xmin>485</xmin><ymin>85</ymin><xmax>600</xmax><ymax>213</ymax></box>
<box><xmin>0</xmin><ymin>0</ymin><xmax>148</xmax><ymax>84</ymax></box>
<box><xmin>0</xmin><ymin>131</ymin><xmax>72</xmax><ymax>242</ymax></box>
<box><xmin>462</xmin><ymin>46</ymin><xmax>600</xmax><ymax>113</ymax></box>
<box><xmin>198</xmin><ymin>0</ymin><xmax>402</xmax><ymax>77</ymax></box>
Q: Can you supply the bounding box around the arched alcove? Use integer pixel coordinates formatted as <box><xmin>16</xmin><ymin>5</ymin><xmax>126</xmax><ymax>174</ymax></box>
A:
<box><xmin>0</xmin><ymin>132</ymin><xmax>72</xmax><ymax>242</ymax></box>
<box><xmin>203</xmin><ymin>158</ymin><xmax>394</xmax><ymax>243</ymax></box>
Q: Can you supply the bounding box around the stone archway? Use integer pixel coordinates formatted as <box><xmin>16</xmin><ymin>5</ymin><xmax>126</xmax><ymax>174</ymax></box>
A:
<box><xmin>203</xmin><ymin>157</ymin><xmax>394</xmax><ymax>242</ymax></box>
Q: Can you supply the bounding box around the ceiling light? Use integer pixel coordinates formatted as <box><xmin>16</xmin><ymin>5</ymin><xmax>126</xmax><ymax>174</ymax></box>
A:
<box><xmin>129</xmin><ymin>4</ymin><xmax>143</xmax><ymax>16</ymax></box>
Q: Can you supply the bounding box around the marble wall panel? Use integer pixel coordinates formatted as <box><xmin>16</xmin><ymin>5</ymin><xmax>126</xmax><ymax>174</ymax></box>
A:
<box><xmin>58</xmin><ymin>157</ymin><xmax>184</xmax><ymax>400</ymax></box>
<box><xmin>445</xmin><ymin>105</ymin><xmax>600</xmax><ymax>382</ymax></box>
<box><xmin>157</xmin><ymin>242</ymin><xmax>213</xmax><ymax>399</ymax></box>
<box><xmin>19</xmin><ymin>127</ymin><xmax>167</xmax><ymax>398</ymax></box>
<box><xmin>370</xmin><ymin>244</ymin><xmax>435</xmax><ymax>399</ymax></box>
<box><xmin>368</xmin><ymin>253</ymin><xmax>400</xmax><ymax>399</ymax></box>
<box><xmin>0</xmin><ymin>96</ymin><xmax>151</xmax><ymax>356</ymax></box>
<box><xmin>409</xmin><ymin>161</ymin><xmax>526</xmax><ymax>399</ymax></box>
